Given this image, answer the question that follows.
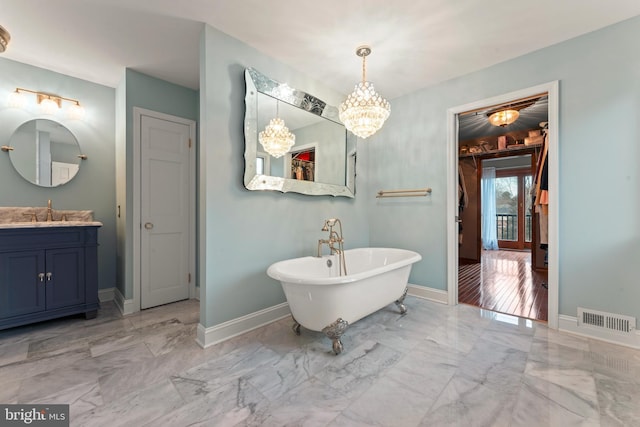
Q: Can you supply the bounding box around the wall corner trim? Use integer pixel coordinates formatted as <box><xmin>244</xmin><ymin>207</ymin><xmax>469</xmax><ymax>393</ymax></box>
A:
<box><xmin>98</xmin><ymin>287</ymin><xmax>115</xmax><ymax>303</ymax></box>
<box><xmin>114</xmin><ymin>287</ymin><xmax>136</xmax><ymax>316</ymax></box>
<box><xmin>196</xmin><ymin>302</ymin><xmax>291</xmax><ymax>348</ymax></box>
<box><xmin>558</xmin><ymin>314</ymin><xmax>640</xmax><ymax>350</ymax></box>
<box><xmin>408</xmin><ymin>284</ymin><xmax>448</xmax><ymax>304</ymax></box>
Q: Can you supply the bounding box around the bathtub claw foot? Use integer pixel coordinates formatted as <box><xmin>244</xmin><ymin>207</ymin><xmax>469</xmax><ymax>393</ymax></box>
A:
<box><xmin>394</xmin><ymin>287</ymin><xmax>408</xmax><ymax>314</ymax></box>
<box><xmin>332</xmin><ymin>339</ymin><xmax>344</xmax><ymax>355</ymax></box>
<box><xmin>291</xmin><ymin>317</ymin><xmax>301</xmax><ymax>336</ymax></box>
<box><xmin>322</xmin><ymin>318</ymin><xmax>349</xmax><ymax>355</ymax></box>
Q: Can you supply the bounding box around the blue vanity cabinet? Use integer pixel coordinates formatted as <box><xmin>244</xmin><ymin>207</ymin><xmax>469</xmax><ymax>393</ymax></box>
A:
<box><xmin>0</xmin><ymin>225</ymin><xmax>100</xmax><ymax>330</ymax></box>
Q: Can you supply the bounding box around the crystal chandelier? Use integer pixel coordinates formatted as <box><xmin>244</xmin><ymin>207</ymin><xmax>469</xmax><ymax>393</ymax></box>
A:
<box><xmin>0</xmin><ymin>25</ymin><xmax>10</xmax><ymax>53</ymax></box>
<box><xmin>259</xmin><ymin>101</ymin><xmax>295</xmax><ymax>158</ymax></box>
<box><xmin>339</xmin><ymin>46</ymin><xmax>390</xmax><ymax>139</ymax></box>
<box><xmin>488</xmin><ymin>109</ymin><xmax>519</xmax><ymax>127</ymax></box>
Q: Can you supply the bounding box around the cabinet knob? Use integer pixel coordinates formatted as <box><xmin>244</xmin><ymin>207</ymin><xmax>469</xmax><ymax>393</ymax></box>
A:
<box><xmin>144</xmin><ymin>222</ymin><xmax>154</xmax><ymax>230</ymax></box>
<box><xmin>46</xmin><ymin>272</ymin><xmax>53</xmax><ymax>281</ymax></box>
<box><xmin>38</xmin><ymin>273</ymin><xmax>45</xmax><ymax>282</ymax></box>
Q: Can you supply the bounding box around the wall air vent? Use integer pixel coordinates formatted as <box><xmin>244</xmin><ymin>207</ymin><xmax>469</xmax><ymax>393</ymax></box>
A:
<box><xmin>577</xmin><ymin>307</ymin><xmax>636</xmax><ymax>335</ymax></box>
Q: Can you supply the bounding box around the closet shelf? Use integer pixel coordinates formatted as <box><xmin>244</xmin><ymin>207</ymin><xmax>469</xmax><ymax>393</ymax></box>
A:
<box><xmin>459</xmin><ymin>142</ymin><xmax>542</xmax><ymax>158</ymax></box>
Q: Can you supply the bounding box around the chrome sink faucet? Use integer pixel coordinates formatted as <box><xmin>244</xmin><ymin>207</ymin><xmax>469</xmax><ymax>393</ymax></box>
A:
<box><xmin>317</xmin><ymin>218</ymin><xmax>347</xmax><ymax>276</ymax></box>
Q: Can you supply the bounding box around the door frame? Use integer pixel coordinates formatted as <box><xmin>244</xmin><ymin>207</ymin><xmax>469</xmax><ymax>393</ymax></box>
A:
<box><xmin>132</xmin><ymin>107</ymin><xmax>197</xmax><ymax>312</ymax></box>
<box><xmin>446</xmin><ymin>81</ymin><xmax>559</xmax><ymax>328</ymax></box>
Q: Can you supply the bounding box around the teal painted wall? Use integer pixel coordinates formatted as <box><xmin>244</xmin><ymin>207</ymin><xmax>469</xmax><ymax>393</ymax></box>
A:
<box><xmin>367</xmin><ymin>16</ymin><xmax>640</xmax><ymax>321</ymax></box>
<box><xmin>116</xmin><ymin>69</ymin><xmax>199</xmax><ymax>299</ymax></box>
<box><xmin>0</xmin><ymin>57</ymin><xmax>116</xmax><ymax>291</ymax></box>
<box><xmin>199</xmin><ymin>26</ymin><xmax>371</xmax><ymax>328</ymax></box>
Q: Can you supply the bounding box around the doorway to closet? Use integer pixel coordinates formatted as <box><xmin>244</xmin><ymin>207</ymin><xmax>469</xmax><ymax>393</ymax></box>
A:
<box><xmin>456</xmin><ymin>94</ymin><xmax>549</xmax><ymax>322</ymax></box>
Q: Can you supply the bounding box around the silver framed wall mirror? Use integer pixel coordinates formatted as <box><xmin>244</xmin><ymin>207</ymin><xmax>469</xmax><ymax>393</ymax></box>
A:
<box><xmin>244</xmin><ymin>68</ymin><xmax>356</xmax><ymax>197</ymax></box>
<box><xmin>5</xmin><ymin>119</ymin><xmax>83</xmax><ymax>187</ymax></box>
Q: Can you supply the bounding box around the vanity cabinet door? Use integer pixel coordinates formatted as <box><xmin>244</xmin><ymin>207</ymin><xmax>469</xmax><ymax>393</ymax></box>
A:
<box><xmin>45</xmin><ymin>248</ymin><xmax>85</xmax><ymax>310</ymax></box>
<box><xmin>0</xmin><ymin>250</ymin><xmax>46</xmax><ymax>319</ymax></box>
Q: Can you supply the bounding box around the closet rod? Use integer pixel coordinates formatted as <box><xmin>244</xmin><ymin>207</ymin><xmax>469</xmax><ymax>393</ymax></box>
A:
<box><xmin>376</xmin><ymin>187</ymin><xmax>432</xmax><ymax>198</ymax></box>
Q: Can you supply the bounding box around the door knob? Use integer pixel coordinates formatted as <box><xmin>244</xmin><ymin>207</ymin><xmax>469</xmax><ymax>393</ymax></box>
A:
<box><xmin>144</xmin><ymin>222</ymin><xmax>154</xmax><ymax>230</ymax></box>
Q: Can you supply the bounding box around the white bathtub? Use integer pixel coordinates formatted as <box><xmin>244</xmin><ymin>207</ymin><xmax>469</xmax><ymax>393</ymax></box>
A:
<box><xmin>267</xmin><ymin>247</ymin><xmax>422</xmax><ymax>354</ymax></box>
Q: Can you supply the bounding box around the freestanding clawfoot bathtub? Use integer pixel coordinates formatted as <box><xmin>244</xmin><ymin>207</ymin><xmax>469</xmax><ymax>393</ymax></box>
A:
<box><xmin>267</xmin><ymin>247</ymin><xmax>422</xmax><ymax>354</ymax></box>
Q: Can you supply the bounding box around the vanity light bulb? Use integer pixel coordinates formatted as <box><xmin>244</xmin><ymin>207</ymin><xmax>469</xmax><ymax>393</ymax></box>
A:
<box><xmin>39</xmin><ymin>98</ymin><xmax>59</xmax><ymax>115</ymax></box>
<box><xmin>8</xmin><ymin>91</ymin><xmax>27</xmax><ymax>109</ymax></box>
<box><xmin>68</xmin><ymin>103</ymin><xmax>85</xmax><ymax>120</ymax></box>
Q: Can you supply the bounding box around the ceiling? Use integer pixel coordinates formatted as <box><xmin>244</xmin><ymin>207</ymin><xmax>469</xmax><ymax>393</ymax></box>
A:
<box><xmin>2</xmin><ymin>1</ymin><xmax>640</xmax><ymax>100</ymax></box>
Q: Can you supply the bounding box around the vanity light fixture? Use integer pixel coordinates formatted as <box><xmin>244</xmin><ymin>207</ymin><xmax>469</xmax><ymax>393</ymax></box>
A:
<box><xmin>259</xmin><ymin>100</ymin><xmax>296</xmax><ymax>158</ymax></box>
<box><xmin>0</xmin><ymin>25</ymin><xmax>10</xmax><ymax>52</ymax></box>
<box><xmin>7</xmin><ymin>88</ymin><xmax>86</xmax><ymax>120</ymax></box>
<box><xmin>488</xmin><ymin>109</ymin><xmax>519</xmax><ymax>127</ymax></box>
<box><xmin>339</xmin><ymin>45</ymin><xmax>390</xmax><ymax>139</ymax></box>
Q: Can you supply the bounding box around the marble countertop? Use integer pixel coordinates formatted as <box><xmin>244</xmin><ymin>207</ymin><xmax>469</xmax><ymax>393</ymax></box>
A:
<box><xmin>0</xmin><ymin>207</ymin><xmax>99</xmax><ymax>228</ymax></box>
<box><xmin>0</xmin><ymin>221</ymin><xmax>103</xmax><ymax>229</ymax></box>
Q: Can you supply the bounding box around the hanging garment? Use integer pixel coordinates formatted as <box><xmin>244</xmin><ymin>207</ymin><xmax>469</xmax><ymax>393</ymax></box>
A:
<box><xmin>538</xmin><ymin>209</ymin><xmax>548</xmax><ymax>245</ymax></box>
<box><xmin>458</xmin><ymin>164</ymin><xmax>469</xmax><ymax>210</ymax></box>
<box><xmin>534</xmin><ymin>133</ymin><xmax>549</xmax><ymax>244</ymax></box>
<box><xmin>458</xmin><ymin>164</ymin><xmax>469</xmax><ymax>245</ymax></box>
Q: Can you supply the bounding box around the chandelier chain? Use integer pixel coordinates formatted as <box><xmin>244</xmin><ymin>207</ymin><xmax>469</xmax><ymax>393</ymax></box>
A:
<box><xmin>362</xmin><ymin>54</ymin><xmax>366</xmax><ymax>83</ymax></box>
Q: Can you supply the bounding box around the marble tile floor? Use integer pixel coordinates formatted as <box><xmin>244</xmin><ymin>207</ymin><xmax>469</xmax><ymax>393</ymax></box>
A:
<box><xmin>1</xmin><ymin>297</ymin><xmax>639</xmax><ymax>426</ymax></box>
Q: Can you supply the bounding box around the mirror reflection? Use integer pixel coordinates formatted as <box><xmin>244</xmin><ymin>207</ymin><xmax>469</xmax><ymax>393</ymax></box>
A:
<box><xmin>244</xmin><ymin>68</ymin><xmax>356</xmax><ymax>197</ymax></box>
<box><xmin>8</xmin><ymin>119</ymin><xmax>82</xmax><ymax>187</ymax></box>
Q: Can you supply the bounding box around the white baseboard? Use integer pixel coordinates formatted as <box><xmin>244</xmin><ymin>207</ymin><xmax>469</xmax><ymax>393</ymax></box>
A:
<box><xmin>196</xmin><ymin>302</ymin><xmax>291</xmax><ymax>348</ymax></box>
<box><xmin>98</xmin><ymin>287</ymin><xmax>115</xmax><ymax>303</ymax></box>
<box><xmin>114</xmin><ymin>287</ymin><xmax>136</xmax><ymax>316</ymax></box>
<box><xmin>407</xmin><ymin>284</ymin><xmax>448</xmax><ymax>304</ymax></box>
<box><xmin>558</xmin><ymin>314</ymin><xmax>640</xmax><ymax>350</ymax></box>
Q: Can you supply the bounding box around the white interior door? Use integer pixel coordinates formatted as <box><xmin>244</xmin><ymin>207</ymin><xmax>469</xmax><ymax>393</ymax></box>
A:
<box><xmin>140</xmin><ymin>115</ymin><xmax>191</xmax><ymax>309</ymax></box>
<box><xmin>51</xmin><ymin>161</ymin><xmax>79</xmax><ymax>187</ymax></box>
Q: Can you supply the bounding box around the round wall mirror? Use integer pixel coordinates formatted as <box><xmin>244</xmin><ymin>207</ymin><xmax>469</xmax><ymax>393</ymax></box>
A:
<box><xmin>7</xmin><ymin>119</ymin><xmax>82</xmax><ymax>187</ymax></box>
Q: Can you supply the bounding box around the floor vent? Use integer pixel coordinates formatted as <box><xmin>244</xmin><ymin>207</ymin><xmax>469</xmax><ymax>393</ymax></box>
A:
<box><xmin>577</xmin><ymin>307</ymin><xmax>636</xmax><ymax>335</ymax></box>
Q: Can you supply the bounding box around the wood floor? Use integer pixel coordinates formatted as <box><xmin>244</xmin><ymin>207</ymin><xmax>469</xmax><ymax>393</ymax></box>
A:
<box><xmin>458</xmin><ymin>249</ymin><xmax>548</xmax><ymax>321</ymax></box>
